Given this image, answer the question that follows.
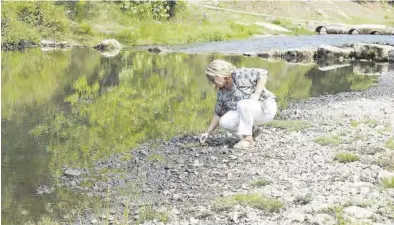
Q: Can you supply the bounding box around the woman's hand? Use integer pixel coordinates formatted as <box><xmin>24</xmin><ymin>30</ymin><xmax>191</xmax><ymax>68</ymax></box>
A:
<box><xmin>200</xmin><ymin>132</ymin><xmax>209</xmax><ymax>145</ymax></box>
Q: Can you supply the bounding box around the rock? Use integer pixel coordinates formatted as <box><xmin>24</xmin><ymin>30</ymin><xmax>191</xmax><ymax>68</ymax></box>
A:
<box><xmin>193</xmin><ymin>160</ymin><xmax>203</xmax><ymax>167</ymax></box>
<box><xmin>64</xmin><ymin>168</ymin><xmax>81</xmax><ymax>177</ymax></box>
<box><xmin>377</xmin><ymin>170</ymin><xmax>394</xmax><ymax>184</ymax></box>
<box><xmin>91</xmin><ymin>219</ymin><xmax>98</xmax><ymax>224</ymax></box>
<box><xmin>173</xmin><ymin>193</ymin><xmax>183</xmax><ymax>201</ymax></box>
<box><xmin>315</xmin><ymin>44</ymin><xmax>353</xmax><ymax>62</ymax></box>
<box><xmin>288</xmin><ymin>212</ymin><xmax>306</xmax><ymax>222</ymax></box>
<box><xmin>99</xmin><ymin>215</ymin><xmax>107</xmax><ymax>220</ymax></box>
<box><xmin>93</xmin><ymin>39</ymin><xmax>121</xmax><ymax>58</ymax></box>
<box><xmin>309</xmin><ymin>213</ymin><xmax>336</xmax><ymax>225</ymax></box>
<box><xmin>189</xmin><ymin>217</ymin><xmax>199</xmax><ymax>224</ymax></box>
<box><xmin>20</xmin><ymin>210</ymin><xmax>29</xmax><ymax>216</ymax></box>
<box><xmin>148</xmin><ymin>47</ymin><xmax>173</xmax><ymax>54</ymax></box>
<box><xmin>229</xmin><ymin>155</ymin><xmax>237</xmax><ymax>160</ymax></box>
<box><xmin>243</xmin><ymin>52</ymin><xmax>257</xmax><ymax>57</ymax></box>
<box><xmin>389</xmin><ymin>50</ymin><xmax>394</xmax><ymax>62</ymax></box>
<box><xmin>110</xmin><ymin>208</ymin><xmax>117</xmax><ymax>214</ymax></box>
<box><xmin>258</xmin><ymin>48</ymin><xmax>315</xmax><ymax>63</ymax></box>
<box><xmin>350</xmin><ymin>43</ymin><xmax>394</xmax><ymax>62</ymax></box>
<box><xmin>172</xmin><ymin>207</ymin><xmax>181</xmax><ymax>215</ymax></box>
<box><xmin>316</xmin><ymin>25</ymin><xmax>349</xmax><ymax>35</ymax></box>
<box><xmin>343</xmin><ymin>206</ymin><xmax>373</xmax><ymax>219</ymax></box>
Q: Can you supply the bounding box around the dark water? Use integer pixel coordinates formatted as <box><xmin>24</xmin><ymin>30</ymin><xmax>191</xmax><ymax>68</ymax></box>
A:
<box><xmin>0</xmin><ymin>47</ymin><xmax>383</xmax><ymax>224</ymax></box>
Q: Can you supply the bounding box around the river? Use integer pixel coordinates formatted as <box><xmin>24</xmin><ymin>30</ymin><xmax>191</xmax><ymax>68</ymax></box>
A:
<box><xmin>1</xmin><ymin>34</ymin><xmax>393</xmax><ymax>224</ymax></box>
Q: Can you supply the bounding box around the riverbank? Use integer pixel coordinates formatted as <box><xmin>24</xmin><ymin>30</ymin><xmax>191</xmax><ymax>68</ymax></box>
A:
<box><xmin>2</xmin><ymin>1</ymin><xmax>394</xmax><ymax>51</ymax></box>
<box><xmin>33</xmin><ymin>68</ymin><xmax>394</xmax><ymax>225</ymax></box>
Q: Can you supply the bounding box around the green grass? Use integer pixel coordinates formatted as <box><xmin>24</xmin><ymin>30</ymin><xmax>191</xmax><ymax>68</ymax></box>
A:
<box><xmin>376</xmin><ymin>153</ymin><xmax>394</xmax><ymax>171</ymax></box>
<box><xmin>25</xmin><ymin>216</ymin><xmax>61</xmax><ymax>225</ymax></box>
<box><xmin>250</xmin><ymin>179</ymin><xmax>272</xmax><ymax>187</ymax></box>
<box><xmin>385</xmin><ymin>137</ymin><xmax>394</xmax><ymax>150</ymax></box>
<box><xmin>383</xmin><ymin>177</ymin><xmax>394</xmax><ymax>189</ymax></box>
<box><xmin>147</xmin><ymin>153</ymin><xmax>165</xmax><ymax>162</ymax></box>
<box><xmin>350</xmin><ymin>118</ymin><xmax>378</xmax><ymax>128</ymax></box>
<box><xmin>211</xmin><ymin>193</ymin><xmax>283</xmax><ymax>213</ymax></box>
<box><xmin>334</xmin><ymin>152</ymin><xmax>360</xmax><ymax>163</ymax></box>
<box><xmin>137</xmin><ymin>205</ymin><xmax>170</xmax><ymax>224</ymax></box>
<box><xmin>314</xmin><ymin>134</ymin><xmax>341</xmax><ymax>146</ymax></box>
<box><xmin>265</xmin><ymin>120</ymin><xmax>313</xmax><ymax>131</ymax></box>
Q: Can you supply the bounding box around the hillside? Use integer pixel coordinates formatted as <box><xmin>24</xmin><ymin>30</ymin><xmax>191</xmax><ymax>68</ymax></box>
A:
<box><xmin>1</xmin><ymin>1</ymin><xmax>393</xmax><ymax>50</ymax></box>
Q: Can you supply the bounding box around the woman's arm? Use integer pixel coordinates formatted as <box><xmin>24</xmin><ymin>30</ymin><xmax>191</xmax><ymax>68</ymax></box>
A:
<box><xmin>254</xmin><ymin>72</ymin><xmax>268</xmax><ymax>96</ymax></box>
<box><xmin>200</xmin><ymin>114</ymin><xmax>220</xmax><ymax>145</ymax></box>
<box><xmin>251</xmin><ymin>71</ymin><xmax>268</xmax><ymax>100</ymax></box>
<box><xmin>207</xmin><ymin>114</ymin><xmax>220</xmax><ymax>134</ymax></box>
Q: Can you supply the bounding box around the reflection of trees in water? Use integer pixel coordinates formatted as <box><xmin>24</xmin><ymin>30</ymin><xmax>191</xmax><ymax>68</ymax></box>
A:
<box><xmin>29</xmin><ymin>52</ymin><xmax>320</xmax><ymax>177</ymax></box>
<box><xmin>352</xmin><ymin>61</ymin><xmax>390</xmax><ymax>76</ymax></box>
<box><xmin>1</xmin><ymin>48</ymin><xmax>101</xmax><ymax>224</ymax></box>
<box><xmin>307</xmin><ymin>65</ymin><xmax>377</xmax><ymax>96</ymax></box>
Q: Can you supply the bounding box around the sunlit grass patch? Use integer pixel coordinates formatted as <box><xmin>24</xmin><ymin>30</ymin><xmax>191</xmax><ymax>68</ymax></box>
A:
<box><xmin>250</xmin><ymin>179</ymin><xmax>272</xmax><ymax>187</ymax></box>
<box><xmin>334</xmin><ymin>151</ymin><xmax>359</xmax><ymax>163</ymax></box>
<box><xmin>385</xmin><ymin>137</ymin><xmax>394</xmax><ymax>150</ymax></box>
<box><xmin>137</xmin><ymin>205</ymin><xmax>170</xmax><ymax>224</ymax></box>
<box><xmin>382</xmin><ymin>177</ymin><xmax>394</xmax><ymax>189</ymax></box>
<box><xmin>211</xmin><ymin>193</ymin><xmax>283</xmax><ymax>213</ymax></box>
<box><xmin>314</xmin><ymin>134</ymin><xmax>341</xmax><ymax>146</ymax></box>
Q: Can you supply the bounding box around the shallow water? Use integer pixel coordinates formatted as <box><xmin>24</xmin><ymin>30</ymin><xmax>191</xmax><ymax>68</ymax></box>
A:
<box><xmin>171</xmin><ymin>34</ymin><xmax>394</xmax><ymax>54</ymax></box>
<box><xmin>0</xmin><ymin>47</ymin><xmax>384</xmax><ymax>224</ymax></box>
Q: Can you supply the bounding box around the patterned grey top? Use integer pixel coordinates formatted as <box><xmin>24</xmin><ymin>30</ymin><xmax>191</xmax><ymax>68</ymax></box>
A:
<box><xmin>214</xmin><ymin>67</ymin><xmax>276</xmax><ymax>117</ymax></box>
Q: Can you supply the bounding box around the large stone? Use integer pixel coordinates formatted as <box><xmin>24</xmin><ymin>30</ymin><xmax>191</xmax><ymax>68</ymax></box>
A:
<box><xmin>389</xmin><ymin>50</ymin><xmax>394</xmax><ymax>62</ymax></box>
<box><xmin>343</xmin><ymin>206</ymin><xmax>374</xmax><ymax>219</ymax></box>
<box><xmin>377</xmin><ymin>170</ymin><xmax>394</xmax><ymax>184</ymax></box>
<box><xmin>308</xmin><ymin>213</ymin><xmax>336</xmax><ymax>225</ymax></box>
<box><xmin>315</xmin><ymin>45</ymin><xmax>353</xmax><ymax>62</ymax></box>
<box><xmin>350</xmin><ymin>43</ymin><xmax>394</xmax><ymax>62</ymax></box>
<box><xmin>258</xmin><ymin>48</ymin><xmax>315</xmax><ymax>63</ymax></box>
<box><xmin>64</xmin><ymin>168</ymin><xmax>81</xmax><ymax>177</ymax></box>
<box><xmin>93</xmin><ymin>39</ymin><xmax>121</xmax><ymax>58</ymax></box>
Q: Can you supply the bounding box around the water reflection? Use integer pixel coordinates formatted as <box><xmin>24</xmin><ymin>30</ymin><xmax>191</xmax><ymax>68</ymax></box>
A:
<box><xmin>1</xmin><ymin>48</ymin><xmax>378</xmax><ymax>224</ymax></box>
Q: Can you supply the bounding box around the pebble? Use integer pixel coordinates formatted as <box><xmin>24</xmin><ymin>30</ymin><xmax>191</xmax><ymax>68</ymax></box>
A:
<box><xmin>344</xmin><ymin>206</ymin><xmax>374</xmax><ymax>219</ymax></box>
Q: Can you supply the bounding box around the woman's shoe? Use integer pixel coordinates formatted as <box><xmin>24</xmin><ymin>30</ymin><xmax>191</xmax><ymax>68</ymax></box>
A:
<box><xmin>233</xmin><ymin>139</ymin><xmax>255</xmax><ymax>149</ymax></box>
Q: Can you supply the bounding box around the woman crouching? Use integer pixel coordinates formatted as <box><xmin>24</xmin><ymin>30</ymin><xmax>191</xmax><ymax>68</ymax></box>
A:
<box><xmin>200</xmin><ymin>59</ymin><xmax>277</xmax><ymax>149</ymax></box>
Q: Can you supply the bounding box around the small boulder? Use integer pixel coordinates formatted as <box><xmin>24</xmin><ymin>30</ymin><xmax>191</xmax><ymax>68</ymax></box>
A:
<box><xmin>94</xmin><ymin>39</ymin><xmax>121</xmax><ymax>52</ymax></box>
<box><xmin>388</xmin><ymin>50</ymin><xmax>394</xmax><ymax>62</ymax></box>
<box><xmin>377</xmin><ymin>170</ymin><xmax>394</xmax><ymax>184</ymax></box>
<box><xmin>350</xmin><ymin>43</ymin><xmax>394</xmax><ymax>62</ymax></box>
<box><xmin>315</xmin><ymin>45</ymin><xmax>353</xmax><ymax>62</ymax></box>
<box><xmin>343</xmin><ymin>206</ymin><xmax>373</xmax><ymax>219</ymax></box>
<box><xmin>148</xmin><ymin>46</ymin><xmax>173</xmax><ymax>54</ymax></box>
<box><xmin>64</xmin><ymin>168</ymin><xmax>81</xmax><ymax>177</ymax></box>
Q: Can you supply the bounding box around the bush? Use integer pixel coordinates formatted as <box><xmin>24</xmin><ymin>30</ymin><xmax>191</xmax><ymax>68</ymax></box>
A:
<box><xmin>1</xmin><ymin>2</ymin><xmax>70</xmax><ymax>47</ymax></box>
<box><xmin>120</xmin><ymin>0</ymin><xmax>177</xmax><ymax>21</ymax></box>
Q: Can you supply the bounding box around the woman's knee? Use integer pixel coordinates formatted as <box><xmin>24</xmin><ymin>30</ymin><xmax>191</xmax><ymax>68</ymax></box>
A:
<box><xmin>237</xmin><ymin>99</ymin><xmax>259</xmax><ymax>113</ymax></box>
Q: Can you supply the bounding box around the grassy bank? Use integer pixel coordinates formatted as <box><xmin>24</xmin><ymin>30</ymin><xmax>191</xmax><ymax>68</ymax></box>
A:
<box><xmin>1</xmin><ymin>1</ymin><xmax>312</xmax><ymax>50</ymax></box>
<box><xmin>2</xmin><ymin>1</ymin><xmax>394</xmax><ymax>50</ymax></box>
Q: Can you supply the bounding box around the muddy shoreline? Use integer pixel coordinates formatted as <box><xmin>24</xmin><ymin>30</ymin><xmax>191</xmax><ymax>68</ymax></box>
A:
<box><xmin>43</xmin><ymin>66</ymin><xmax>394</xmax><ymax>225</ymax></box>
